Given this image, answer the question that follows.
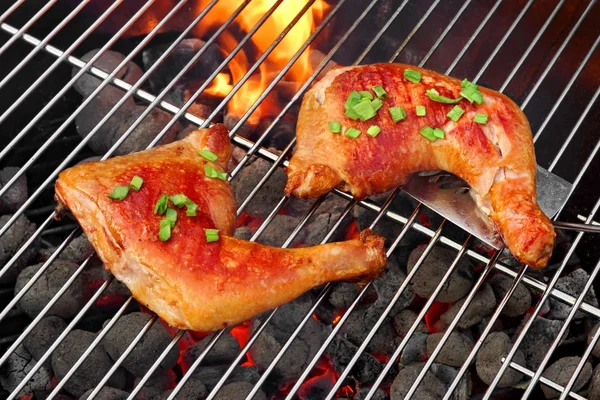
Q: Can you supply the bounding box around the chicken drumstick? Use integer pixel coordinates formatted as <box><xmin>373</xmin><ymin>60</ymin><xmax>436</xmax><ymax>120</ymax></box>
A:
<box><xmin>55</xmin><ymin>124</ymin><xmax>386</xmax><ymax>331</ymax></box>
<box><xmin>285</xmin><ymin>64</ymin><xmax>555</xmax><ymax>268</ymax></box>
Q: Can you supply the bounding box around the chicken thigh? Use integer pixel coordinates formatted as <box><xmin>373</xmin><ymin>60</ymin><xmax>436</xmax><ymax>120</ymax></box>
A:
<box><xmin>55</xmin><ymin>124</ymin><xmax>386</xmax><ymax>331</ymax></box>
<box><xmin>285</xmin><ymin>64</ymin><xmax>555</xmax><ymax>268</ymax></box>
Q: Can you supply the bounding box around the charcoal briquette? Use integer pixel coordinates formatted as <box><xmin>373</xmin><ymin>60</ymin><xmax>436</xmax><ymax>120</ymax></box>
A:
<box><xmin>390</xmin><ymin>362</ymin><xmax>446</xmax><ymax>400</ymax></box>
<box><xmin>0</xmin><ymin>213</ymin><xmax>39</xmax><ymax>284</ymax></box>
<box><xmin>326</xmin><ymin>336</ymin><xmax>384</xmax><ymax>385</ymax></box>
<box><xmin>541</xmin><ymin>356</ymin><xmax>592</xmax><ymax>399</ymax></box>
<box><xmin>51</xmin><ymin>329</ymin><xmax>126</xmax><ymax>397</ymax></box>
<box><xmin>182</xmin><ymin>331</ymin><xmax>241</xmax><ymax>368</ymax></box>
<box><xmin>426</xmin><ymin>331</ymin><xmax>474</xmax><ymax>367</ymax></box>
<box><xmin>101</xmin><ymin>312</ymin><xmax>179</xmax><ymax>377</ymax></box>
<box><xmin>192</xmin><ymin>365</ymin><xmax>260</xmax><ymax>392</ymax></box>
<box><xmin>392</xmin><ymin>309</ymin><xmax>427</xmax><ymax>338</ymax></box>
<box><xmin>399</xmin><ymin>332</ymin><xmax>428</xmax><ymax>365</ymax></box>
<box><xmin>490</xmin><ymin>274</ymin><xmax>531</xmax><ymax>318</ymax></box>
<box><xmin>153</xmin><ymin>378</ymin><xmax>208</xmax><ymax>400</ymax></box>
<box><xmin>0</xmin><ymin>344</ymin><xmax>52</xmax><ymax>398</ymax></box>
<box><xmin>548</xmin><ymin>268</ymin><xmax>599</xmax><ymax>320</ymax></box>
<box><xmin>441</xmin><ymin>283</ymin><xmax>496</xmax><ymax>329</ymax></box>
<box><xmin>356</xmin><ymin>387</ymin><xmax>389</xmax><ymax>400</ymax></box>
<box><xmin>476</xmin><ymin>332</ymin><xmax>524</xmax><ymax>388</ymax></box>
<box><xmin>0</xmin><ymin>167</ymin><xmax>28</xmax><ymax>214</ymax></box>
<box><xmin>58</xmin><ymin>234</ymin><xmax>95</xmax><ymax>264</ymax></box>
<box><xmin>79</xmin><ymin>386</ymin><xmax>129</xmax><ymax>400</ymax></box>
<box><xmin>22</xmin><ymin>315</ymin><xmax>67</xmax><ymax>369</ymax></box>
<box><xmin>213</xmin><ymin>381</ymin><xmax>266</xmax><ymax>400</ymax></box>
<box><xmin>15</xmin><ymin>260</ymin><xmax>90</xmax><ymax>319</ymax></box>
<box><xmin>514</xmin><ymin>316</ymin><xmax>565</xmax><ymax>370</ymax></box>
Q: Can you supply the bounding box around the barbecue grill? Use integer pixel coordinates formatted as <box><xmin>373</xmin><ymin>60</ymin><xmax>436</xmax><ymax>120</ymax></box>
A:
<box><xmin>0</xmin><ymin>0</ymin><xmax>599</xmax><ymax>399</ymax></box>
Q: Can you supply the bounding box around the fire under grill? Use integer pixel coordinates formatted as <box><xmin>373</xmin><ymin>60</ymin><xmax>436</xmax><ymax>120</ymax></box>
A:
<box><xmin>0</xmin><ymin>0</ymin><xmax>599</xmax><ymax>399</ymax></box>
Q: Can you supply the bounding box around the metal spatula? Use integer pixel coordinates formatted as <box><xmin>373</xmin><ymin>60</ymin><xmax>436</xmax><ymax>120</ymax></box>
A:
<box><xmin>403</xmin><ymin>165</ymin><xmax>600</xmax><ymax>249</ymax></box>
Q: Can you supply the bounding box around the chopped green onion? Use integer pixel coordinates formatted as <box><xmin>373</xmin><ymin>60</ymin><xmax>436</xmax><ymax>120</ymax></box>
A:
<box><xmin>170</xmin><ymin>194</ymin><xmax>188</xmax><ymax>208</ymax></box>
<box><xmin>404</xmin><ymin>69</ymin><xmax>421</xmax><ymax>83</ymax></box>
<box><xmin>389</xmin><ymin>107</ymin><xmax>406</xmax><ymax>123</ymax></box>
<box><xmin>345</xmin><ymin>128</ymin><xmax>361</xmax><ymax>138</ymax></box>
<box><xmin>359</xmin><ymin>91</ymin><xmax>373</xmax><ymax>100</ymax></box>
<box><xmin>198</xmin><ymin>149</ymin><xmax>218</xmax><ymax>162</ymax></box>
<box><xmin>367</xmin><ymin>125</ymin><xmax>381</xmax><ymax>137</ymax></box>
<box><xmin>371</xmin><ymin>98</ymin><xmax>383</xmax><ymax>112</ymax></box>
<box><xmin>205</xmin><ymin>228</ymin><xmax>219</xmax><ymax>243</ymax></box>
<box><xmin>416</xmin><ymin>105</ymin><xmax>426</xmax><ymax>117</ymax></box>
<box><xmin>129</xmin><ymin>176</ymin><xmax>143</xmax><ymax>191</ymax></box>
<box><xmin>159</xmin><ymin>219</ymin><xmax>171</xmax><ymax>242</ymax></box>
<box><xmin>425</xmin><ymin>88</ymin><xmax>462</xmax><ymax>104</ymax></box>
<box><xmin>205</xmin><ymin>164</ymin><xmax>227</xmax><ymax>181</ymax></box>
<box><xmin>433</xmin><ymin>128</ymin><xmax>445</xmax><ymax>139</ymax></box>
<box><xmin>460</xmin><ymin>84</ymin><xmax>484</xmax><ymax>105</ymax></box>
<box><xmin>186</xmin><ymin>202</ymin><xmax>198</xmax><ymax>217</ymax></box>
<box><xmin>344</xmin><ymin>91</ymin><xmax>361</xmax><ymax>109</ymax></box>
<box><xmin>108</xmin><ymin>186</ymin><xmax>129</xmax><ymax>201</ymax></box>
<box><xmin>328</xmin><ymin>121</ymin><xmax>341</xmax><ymax>133</ymax></box>
<box><xmin>372</xmin><ymin>85</ymin><xmax>388</xmax><ymax>99</ymax></box>
<box><xmin>420</xmin><ymin>126</ymin><xmax>437</xmax><ymax>141</ymax></box>
<box><xmin>474</xmin><ymin>113</ymin><xmax>489</xmax><ymax>124</ymax></box>
<box><xmin>154</xmin><ymin>194</ymin><xmax>169</xmax><ymax>215</ymax></box>
<box><xmin>352</xmin><ymin>100</ymin><xmax>377</xmax><ymax>121</ymax></box>
<box><xmin>447</xmin><ymin>105</ymin><xmax>465</xmax><ymax>122</ymax></box>
<box><xmin>165</xmin><ymin>208</ymin><xmax>177</xmax><ymax>228</ymax></box>
<box><xmin>345</xmin><ymin>107</ymin><xmax>359</xmax><ymax>120</ymax></box>
<box><xmin>461</xmin><ymin>79</ymin><xmax>478</xmax><ymax>89</ymax></box>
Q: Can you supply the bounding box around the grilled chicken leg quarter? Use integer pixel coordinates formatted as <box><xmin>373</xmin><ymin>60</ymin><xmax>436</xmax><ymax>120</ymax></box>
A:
<box><xmin>286</xmin><ymin>64</ymin><xmax>555</xmax><ymax>268</ymax></box>
<box><xmin>55</xmin><ymin>124</ymin><xmax>386</xmax><ymax>332</ymax></box>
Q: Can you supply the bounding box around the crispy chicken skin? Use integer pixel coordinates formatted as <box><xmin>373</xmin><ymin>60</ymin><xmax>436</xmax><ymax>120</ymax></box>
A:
<box><xmin>285</xmin><ymin>64</ymin><xmax>555</xmax><ymax>268</ymax></box>
<box><xmin>55</xmin><ymin>124</ymin><xmax>386</xmax><ymax>331</ymax></box>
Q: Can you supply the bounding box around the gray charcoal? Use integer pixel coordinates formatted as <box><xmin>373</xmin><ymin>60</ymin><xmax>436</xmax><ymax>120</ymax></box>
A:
<box><xmin>153</xmin><ymin>378</ymin><xmax>208</xmax><ymax>400</ymax></box>
<box><xmin>15</xmin><ymin>260</ymin><xmax>90</xmax><ymax>319</ymax></box>
<box><xmin>231</xmin><ymin>156</ymin><xmax>287</xmax><ymax>218</ymax></box>
<box><xmin>586</xmin><ymin>321</ymin><xmax>600</xmax><ymax>358</ymax></box>
<box><xmin>80</xmin><ymin>387</ymin><xmax>129</xmax><ymax>400</ymax></box>
<box><xmin>430</xmin><ymin>363</ymin><xmax>471</xmax><ymax>400</ymax></box>
<box><xmin>393</xmin><ymin>309</ymin><xmax>427</xmax><ymax>338</ymax></box>
<box><xmin>329</xmin><ymin>282</ymin><xmax>360</xmax><ymax>309</ymax></box>
<box><xmin>256</xmin><ymin>214</ymin><xmax>301</xmax><ymax>247</ymax></box>
<box><xmin>142</xmin><ymin>39</ymin><xmax>222</xmax><ymax>93</ymax></box>
<box><xmin>514</xmin><ymin>316</ymin><xmax>564</xmax><ymax>369</ymax></box>
<box><xmin>133</xmin><ymin>370</ymin><xmax>176</xmax><ymax>399</ymax></box>
<box><xmin>390</xmin><ymin>363</ymin><xmax>446</xmax><ymax>400</ymax></box>
<box><xmin>327</xmin><ymin>336</ymin><xmax>384</xmax><ymax>385</ymax></box>
<box><xmin>192</xmin><ymin>365</ymin><xmax>259</xmax><ymax>392</ymax></box>
<box><xmin>356</xmin><ymin>387</ymin><xmax>389</xmax><ymax>400</ymax></box>
<box><xmin>400</xmin><ymin>332</ymin><xmax>428</xmax><ymax>365</ymax></box>
<box><xmin>51</xmin><ymin>329</ymin><xmax>125</xmax><ymax>397</ymax></box>
<box><xmin>22</xmin><ymin>316</ymin><xmax>67</xmax><ymax>368</ymax></box>
<box><xmin>59</xmin><ymin>234</ymin><xmax>95</xmax><ymax>264</ymax></box>
<box><xmin>182</xmin><ymin>331</ymin><xmax>241</xmax><ymax>368</ymax></box>
<box><xmin>0</xmin><ymin>214</ymin><xmax>39</xmax><ymax>284</ymax></box>
<box><xmin>476</xmin><ymin>332</ymin><xmax>525</xmax><ymax>387</ymax></box>
<box><xmin>342</xmin><ymin>305</ymin><xmax>397</xmax><ymax>356</ymax></box>
<box><xmin>0</xmin><ymin>344</ymin><xmax>52</xmax><ymax>398</ymax></box>
<box><xmin>213</xmin><ymin>381</ymin><xmax>266</xmax><ymax>400</ymax></box>
<box><xmin>73</xmin><ymin>49</ymin><xmax>143</xmax><ymax>97</ymax></box>
<box><xmin>408</xmin><ymin>245</ymin><xmax>475</xmax><ymax>303</ymax></box>
<box><xmin>426</xmin><ymin>331</ymin><xmax>474</xmax><ymax>367</ymax></box>
<box><xmin>102</xmin><ymin>312</ymin><xmax>178</xmax><ymax>377</ymax></box>
<box><xmin>541</xmin><ymin>356</ymin><xmax>592</xmax><ymax>399</ymax></box>
<box><xmin>371</xmin><ymin>253</ymin><xmax>415</xmax><ymax>316</ymax></box>
<box><xmin>589</xmin><ymin>365</ymin><xmax>600</xmax><ymax>400</ymax></box>
<box><xmin>548</xmin><ymin>269</ymin><xmax>599</xmax><ymax>320</ymax></box>
<box><xmin>441</xmin><ymin>283</ymin><xmax>496</xmax><ymax>329</ymax></box>
<box><xmin>0</xmin><ymin>167</ymin><xmax>27</xmax><ymax>214</ymax></box>
<box><xmin>490</xmin><ymin>274</ymin><xmax>531</xmax><ymax>317</ymax></box>
<box><xmin>234</xmin><ymin>226</ymin><xmax>253</xmax><ymax>241</ymax></box>
<box><xmin>300</xmin><ymin>196</ymin><xmax>353</xmax><ymax>245</ymax></box>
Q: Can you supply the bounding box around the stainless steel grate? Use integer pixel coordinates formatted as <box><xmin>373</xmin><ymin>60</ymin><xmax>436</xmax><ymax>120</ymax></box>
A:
<box><xmin>0</xmin><ymin>1</ymin><xmax>598</xmax><ymax>399</ymax></box>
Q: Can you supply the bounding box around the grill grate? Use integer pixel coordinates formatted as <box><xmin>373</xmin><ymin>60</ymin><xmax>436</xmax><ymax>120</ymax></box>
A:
<box><xmin>0</xmin><ymin>1</ymin><xmax>598</xmax><ymax>399</ymax></box>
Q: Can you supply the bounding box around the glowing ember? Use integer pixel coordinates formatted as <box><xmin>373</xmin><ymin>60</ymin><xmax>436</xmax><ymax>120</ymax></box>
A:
<box><xmin>424</xmin><ymin>301</ymin><xmax>451</xmax><ymax>333</ymax></box>
<box><xmin>230</xmin><ymin>320</ymin><xmax>256</xmax><ymax>366</ymax></box>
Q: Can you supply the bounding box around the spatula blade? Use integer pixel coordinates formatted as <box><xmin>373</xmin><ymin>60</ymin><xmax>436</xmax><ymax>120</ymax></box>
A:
<box><xmin>402</xmin><ymin>166</ymin><xmax>572</xmax><ymax>249</ymax></box>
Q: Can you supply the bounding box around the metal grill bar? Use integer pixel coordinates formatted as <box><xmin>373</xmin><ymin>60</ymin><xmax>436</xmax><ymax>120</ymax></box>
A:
<box><xmin>0</xmin><ymin>0</ymin><xmax>57</xmax><ymax>57</ymax></box>
<box><xmin>0</xmin><ymin>1</ymin><xmax>597</xmax><ymax>399</ymax></box>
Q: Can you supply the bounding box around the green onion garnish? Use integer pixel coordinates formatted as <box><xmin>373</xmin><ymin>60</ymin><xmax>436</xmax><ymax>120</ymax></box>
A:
<box><xmin>165</xmin><ymin>208</ymin><xmax>177</xmax><ymax>228</ymax></box>
<box><xmin>389</xmin><ymin>107</ymin><xmax>406</xmax><ymax>123</ymax></box>
<box><xmin>433</xmin><ymin>128</ymin><xmax>445</xmax><ymax>139</ymax></box>
<box><xmin>420</xmin><ymin>126</ymin><xmax>437</xmax><ymax>141</ymax></box>
<box><xmin>371</xmin><ymin>98</ymin><xmax>383</xmax><ymax>112</ymax></box>
<box><xmin>372</xmin><ymin>85</ymin><xmax>388</xmax><ymax>99</ymax></box>
<box><xmin>198</xmin><ymin>149</ymin><xmax>218</xmax><ymax>162</ymax></box>
<box><xmin>154</xmin><ymin>194</ymin><xmax>169</xmax><ymax>215</ymax></box>
<box><xmin>328</xmin><ymin>121</ymin><xmax>341</xmax><ymax>133</ymax></box>
<box><xmin>170</xmin><ymin>194</ymin><xmax>188</xmax><ymax>208</ymax></box>
<box><xmin>460</xmin><ymin>80</ymin><xmax>484</xmax><ymax>105</ymax></box>
<box><xmin>345</xmin><ymin>108</ymin><xmax>359</xmax><ymax>120</ymax></box>
<box><xmin>447</xmin><ymin>105</ymin><xmax>465</xmax><ymax>122</ymax></box>
<box><xmin>353</xmin><ymin>100</ymin><xmax>377</xmax><ymax>121</ymax></box>
<box><xmin>344</xmin><ymin>91</ymin><xmax>361</xmax><ymax>109</ymax></box>
<box><xmin>359</xmin><ymin>91</ymin><xmax>373</xmax><ymax>100</ymax></box>
<box><xmin>345</xmin><ymin>128</ymin><xmax>361</xmax><ymax>138</ymax></box>
<box><xmin>416</xmin><ymin>105</ymin><xmax>426</xmax><ymax>117</ymax></box>
<box><xmin>474</xmin><ymin>113</ymin><xmax>489</xmax><ymax>124</ymax></box>
<box><xmin>108</xmin><ymin>186</ymin><xmax>129</xmax><ymax>201</ymax></box>
<box><xmin>205</xmin><ymin>164</ymin><xmax>227</xmax><ymax>181</ymax></box>
<box><xmin>205</xmin><ymin>228</ymin><xmax>219</xmax><ymax>243</ymax></box>
<box><xmin>186</xmin><ymin>202</ymin><xmax>198</xmax><ymax>217</ymax></box>
<box><xmin>367</xmin><ymin>125</ymin><xmax>381</xmax><ymax>137</ymax></box>
<box><xmin>461</xmin><ymin>79</ymin><xmax>477</xmax><ymax>89</ymax></box>
<box><xmin>159</xmin><ymin>219</ymin><xmax>171</xmax><ymax>242</ymax></box>
<box><xmin>425</xmin><ymin>88</ymin><xmax>462</xmax><ymax>104</ymax></box>
<box><xmin>404</xmin><ymin>69</ymin><xmax>421</xmax><ymax>83</ymax></box>
<box><xmin>129</xmin><ymin>176</ymin><xmax>143</xmax><ymax>191</ymax></box>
